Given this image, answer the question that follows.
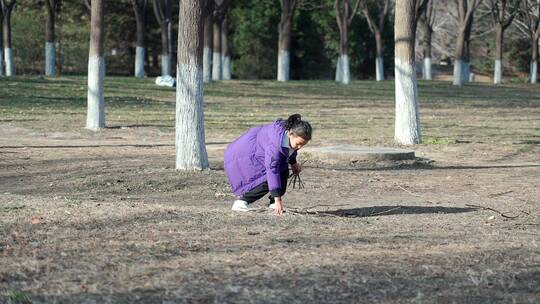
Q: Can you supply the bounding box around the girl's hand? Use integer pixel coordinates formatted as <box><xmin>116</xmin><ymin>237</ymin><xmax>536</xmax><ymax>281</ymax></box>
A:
<box><xmin>291</xmin><ymin>163</ymin><xmax>302</xmax><ymax>175</ymax></box>
<box><xmin>274</xmin><ymin>197</ymin><xmax>284</xmax><ymax>216</ymax></box>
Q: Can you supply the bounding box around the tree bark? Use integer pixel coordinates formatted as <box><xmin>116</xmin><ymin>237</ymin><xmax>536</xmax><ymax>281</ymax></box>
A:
<box><xmin>374</xmin><ymin>30</ymin><xmax>384</xmax><ymax>81</ymax></box>
<box><xmin>203</xmin><ymin>3</ymin><xmax>213</xmax><ymax>83</ymax></box>
<box><xmin>531</xmin><ymin>35</ymin><xmax>538</xmax><ymax>83</ymax></box>
<box><xmin>277</xmin><ymin>0</ymin><xmax>295</xmax><ymax>82</ymax></box>
<box><xmin>133</xmin><ymin>0</ymin><xmax>146</xmax><ymax>78</ymax></box>
<box><xmin>221</xmin><ymin>17</ymin><xmax>231</xmax><ymax>80</ymax></box>
<box><xmin>494</xmin><ymin>24</ymin><xmax>503</xmax><ymax>84</ymax></box>
<box><xmin>335</xmin><ymin>0</ymin><xmax>360</xmax><ymax>84</ymax></box>
<box><xmin>420</xmin><ymin>18</ymin><xmax>432</xmax><ymax>80</ymax></box>
<box><xmin>212</xmin><ymin>19</ymin><xmax>222</xmax><ymax>80</ymax></box>
<box><xmin>176</xmin><ymin>0</ymin><xmax>209</xmax><ymax>170</ymax></box>
<box><xmin>0</xmin><ymin>9</ymin><xmax>4</xmax><ymax>77</ymax></box>
<box><xmin>45</xmin><ymin>0</ymin><xmax>57</xmax><ymax>77</ymax></box>
<box><xmin>1</xmin><ymin>0</ymin><xmax>16</xmax><ymax>76</ymax></box>
<box><xmin>86</xmin><ymin>0</ymin><xmax>105</xmax><ymax>130</ymax></box>
<box><xmin>363</xmin><ymin>0</ymin><xmax>389</xmax><ymax>82</ymax></box>
<box><xmin>394</xmin><ymin>0</ymin><xmax>421</xmax><ymax>145</ymax></box>
<box><xmin>453</xmin><ymin>0</ymin><xmax>479</xmax><ymax>86</ymax></box>
<box><xmin>153</xmin><ymin>0</ymin><xmax>172</xmax><ymax>76</ymax></box>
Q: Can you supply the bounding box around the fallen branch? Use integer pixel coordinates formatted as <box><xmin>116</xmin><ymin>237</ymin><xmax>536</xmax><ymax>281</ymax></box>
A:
<box><xmin>465</xmin><ymin>204</ymin><xmax>522</xmax><ymax>219</ymax></box>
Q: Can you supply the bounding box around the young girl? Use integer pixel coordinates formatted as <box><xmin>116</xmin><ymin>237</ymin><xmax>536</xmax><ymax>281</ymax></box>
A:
<box><xmin>224</xmin><ymin>114</ymin><xmax>312</xmax><ymax>215</ymax></box>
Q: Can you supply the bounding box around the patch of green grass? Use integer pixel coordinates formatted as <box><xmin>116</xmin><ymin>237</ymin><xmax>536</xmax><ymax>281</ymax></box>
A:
<box><xmin>7</xmin><ymin>291</ymin><xmax>32</xmax><ymax>304</ymax></box>
<box><xmin>423</xmin><ymin>137</ymin><xmax>454</xmax><ymax>145</ymax></box>
<box><xmin>1</xmin><ymin>205</ymin><xmax>26</xmax><ymax>212</ymax></box>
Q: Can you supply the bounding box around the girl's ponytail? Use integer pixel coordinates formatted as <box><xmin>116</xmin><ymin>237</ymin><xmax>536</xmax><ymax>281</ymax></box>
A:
<box><xmin>283</xmin><ymin>113</ymin><xmax>312</xmax><ymax>141</ymax></box>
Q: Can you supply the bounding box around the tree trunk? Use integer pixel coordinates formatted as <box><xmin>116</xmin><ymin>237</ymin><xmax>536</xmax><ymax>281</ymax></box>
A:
<box><xmin>375</xmin><ymin>30</ymin><xmax>384</xmax><ymax>81</ymax></box>
<box><xmin>45</xmin><ymin>0</ymin><xmax>57</xmax><ymax>77</ymax></box>
<box><xmin>176</xmin><ymin>0</ymin><xmax>209</xmax><ymax>170</ymax></box>
<box><xmin>277</xmin><ymin>2</ymin><xmax>293</xmax><ymax>82</ymax></box>
<box><xmin>153</xmin><ymin>0</ymin><xmax>172</xmax><ymax>76</ymax></box>
<box><xmin>531</xmin><ymin>35</ymin><xmax>538</xmax><ymax>84</ymax></box>
<box><xmin>335</xmin><ymin>56</ymin><xmax>342</xmax><ymax>82</ymax></box>
<box><xmin>0</xmin><ymin>12</ymin><xmax>4</xmax><ymax>78</ymax></box>
<box><xmin>2</xmin><ymin>1</ymin><xmax>14</xmax><ymax>76</ymax></box>
<box><xmin>394</xmin><ymin>0</ymin><xmax>421</xmax><ymax>145</ymax></box>
<box><xmin>453</xmin><ymin>30</ymin><xmax>466</xmax><ymax>85</ymax></box>
<box><xmin>212</xmin><ymin>19</ymin><xmax>222</xmax><ymax>80</ymax></box>
<box><xmin>203</xmin><ymin>11</ymin><xmax>213</xmax><ymax>83</ymax></box>
<box><xmin>160</xmin><ymin>23</ymin><xmax>171</xmax><ymax>76</ymax></box>
<box><xmin>133</xmin><ymin>0</ymin><xmax>146</xmax><ymax>78</ymax></box>
<box><xmin>339</xmin><ymin>24</ymin><xmax>350</xmax><ymax>84</ymax></box>
<box><xmin>86</xmin><ymin>0</ymin><xmax>105</xmax><ymax>130</ymax></box>
<box><xmin>422</xmin><ymin>22</ymin><xmax>432</xmax><ymax>80</ymax></box>
<box><xmin>494</xmin><ymin>24</ymin><xmax>503</xmax><ymax>84</ymax></box>
<box><xmin>221</xmin><ymin>17</ymin><xmax>231</xmax><ymax>80</ymax></box>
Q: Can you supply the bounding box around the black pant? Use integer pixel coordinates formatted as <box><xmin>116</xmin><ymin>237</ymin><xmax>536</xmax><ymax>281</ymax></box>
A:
<box><xmin>241</xmin><ymin>170</ymin><xmax>289</xmax><ymax>205</ymax></box>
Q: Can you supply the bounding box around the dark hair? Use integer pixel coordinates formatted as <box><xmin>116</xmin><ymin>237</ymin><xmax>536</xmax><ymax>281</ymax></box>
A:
<box><xmin>283</xmin><ymin>114</ymin><xmax>312</xmax><ymax>141</ymax></box>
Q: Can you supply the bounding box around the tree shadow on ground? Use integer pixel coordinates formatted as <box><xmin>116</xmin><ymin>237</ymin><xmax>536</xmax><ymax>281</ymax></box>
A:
<box><xmin>289</xmin><ymin>205</ymin><xmax>478</xmax><ymax>218</ymax></box>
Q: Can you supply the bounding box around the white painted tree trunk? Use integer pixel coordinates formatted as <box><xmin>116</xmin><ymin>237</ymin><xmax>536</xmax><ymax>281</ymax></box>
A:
<box><xmin>203</xmin><ymin>47</ymin><xmax>212</xmax><ymax>83</ymax></box>
<box><xmin>161</xmin><ymin>54</ymin><xmax>171</xmax><ymax>76</ymax></box>
<box><xmin>335</xmin><ymin>56</ymin><xmax>342</xmax><ymax>82</ymax></box>
<box><xmin>341</xmin><ymin>54</ymin><xmax>351</xmax><ymax>84</ymax></box>
<box><xmin>453</xmin><ymin>59</ymin><xmax>463</xmax><ymax>85</ymax></box>
<box><xmin>176</xmin><ymin>63</ymin><xmax>209</xmax><ymax>170</ymax></box>
<box><xmin>394</xmin><ymin>58</ymin><xmax>421</xmax><ymax>145</ymax></box>
<box><xmin>462</xmin><ymin>62</ymin><xmax>470</xmax><ymax>83</ymax></box>
<box><xmin>212</xmin><ymin>51</ymin><xmax>222</xmax><ymax>80</ymax></box>
<box><xmin>86</xmin><ymin>56</ymin><xmax>105</xmax><ymax>130</ymax></box>
<box><xmin>277</xmin><ymin>50</ymin><xmax>290</xmax><ymax>82</ymax></box>
<box><xmin>134</xmin><ymin>46</ymin><xmax>145</xmax><ymax>78</ymax></box>
<box><xmin>4</xmin><ymin>48</ymin><xmax>14</xmax><ymax>76</ymax></box>
<box><xmin>423</xmin><ymin>57</ymin><xmax>432</xmax><ymax>80</ymax></box>
<box><xmin>530</xmin><ymin>61</ymin><xmax>537</xmax><ymax>84</ymax></box>
<box><xmin>222</xmin><ymin>55</ymin><xmax>231</xmax><ymax>80</ymax></box>
<box><xmin>376</xmin><ymin>57</ymin><xmax>384</xmax><ymax>81</ymax></box>
<box><xmin>45</xmin><ymin>42</ymin><xmax>56</xmax><ymax>77</ymax></box>
<box><xmin>0</xmin><ymin>49</ymin><xmax>4</xmax><ymax>77</ymax></box>
<box><xmin>494</xmin><ymin>59</ymin><xmax>502</xmax><ymax>84</ymax></box>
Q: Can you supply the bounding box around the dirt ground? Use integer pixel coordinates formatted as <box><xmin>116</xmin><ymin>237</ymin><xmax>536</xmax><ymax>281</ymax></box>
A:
<box><xmin>1</xmin><ymin>77</ymin><xmax>539</xmax><ymax>303</ymax></box>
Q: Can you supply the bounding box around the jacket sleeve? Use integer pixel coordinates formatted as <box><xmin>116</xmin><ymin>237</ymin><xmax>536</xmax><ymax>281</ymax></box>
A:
<box><xmin>264</xmin><ymin>147</ymin><xmax>283</xmax><ymax>197</ymax></box>
<box><xmin>288</xmin><ymin>150</ymin><xmax>298</xmax><ymax>165</ymax></box>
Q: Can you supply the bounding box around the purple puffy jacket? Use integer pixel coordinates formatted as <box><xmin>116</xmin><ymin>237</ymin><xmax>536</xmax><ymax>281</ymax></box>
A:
<box><xmin>224</xmin><ymin>120</ymin><xmax>297</xmax><ymax>196</ymax></box>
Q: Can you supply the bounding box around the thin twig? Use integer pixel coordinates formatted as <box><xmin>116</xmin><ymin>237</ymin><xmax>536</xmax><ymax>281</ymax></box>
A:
<box><xmin>368</xmin><ymin>206</ymin><xmax>402</xmax><ymax>216</ymax></box>
<box><xmin>465</xmin><ymin>204</ymin><xmax>522</xmax><ymax>219</ymax></box>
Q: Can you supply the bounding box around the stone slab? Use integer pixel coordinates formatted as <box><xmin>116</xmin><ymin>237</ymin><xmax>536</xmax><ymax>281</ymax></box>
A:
<box><xmin>303</xmin><ymin>145</ymin><xmax>415</xmax><ymax>163</ymax></box>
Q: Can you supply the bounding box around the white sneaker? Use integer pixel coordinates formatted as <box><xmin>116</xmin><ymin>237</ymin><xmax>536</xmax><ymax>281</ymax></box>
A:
<box><xmin>232</xmin><ymin>200</ymin><xmax>249</xmax><ymax>212</ymax></box>
<box><xmin>268</xmin><ymin>203</ymin><xmax>276</xmax><ymax>210</ymax></box>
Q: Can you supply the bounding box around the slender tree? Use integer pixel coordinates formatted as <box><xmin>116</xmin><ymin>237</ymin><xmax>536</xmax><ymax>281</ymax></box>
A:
<box><xmin>86</xmin><ymin>0</ymin><xmax>105</xmax><ymax>130</ymax></box>
<box><xmin>221</xmin><ymin>16</ymin><xmax>231</xmax><ymax>79</ymax></box>
<box><xmin>335</xmin><ymin>0</ymin><xmax>362</xmax><ymax>84</ymax></box>
<box><xmin>44</xmin><ymin>0</ymin><xmax>59</xmax><ymax>77</ymax></box>
<box><xmin>212</xmin><ymin>0</ymin><xmax>232</xmax><ymax>81</ymax></box>
<box><xmin>1</xmin><ymin>0</ymin><xmax>16</xmax><ymax>76</ymax></box>
<box><xmin>176</xmin><ymin>0</ymin><xmax>209</xmax><ymax>170</ymax></box>
<box><xmin>362</xmin><ymin>0</ymin><xmax>390</xmax><ymax>81</ymax></box>
<box><xmin>489</xmin><ymin>0</ymin><xmax>521</xmax><ymax>84</ymax></box>
<box><xmin>395</xmin><ymin>0</ymin><xmax>422</xmax><ymax>145</ymax></box>
<box><xmin>516</xmin><ymin>0</ymin><xmax>540</xmax><ymax>83</ymax></box>
<box><xmin>202</xmin><ymin>0</ymin><xmax>214</xmax><ymax>83</ymax></box>
<box><xmin>153</xmin><ymin>0</ymin><xmax>173</xmax><ymax>76</ymax></box>
<box><xmin>419</xmin><ymin>0</ymin><xmax>435</xmax><ymax>80</ymax></box>
<box><xmin>277</xmin><ymin>0</ymin><xmax>297</xmax><ymax>81</ymax></box>
<box><xmin>132</xmin><ymin>0</ymin><xmax>146</xmax><ymax>78</ymax></box>
<box><xmin>0</xmin><ymin>7</ymin><xmax>3</xmax><ymax>78</ymax></box>
<box><xmin>453</xmin><ymin>0</ymin><xmax>481</xmax><ymax>86</ymax></box>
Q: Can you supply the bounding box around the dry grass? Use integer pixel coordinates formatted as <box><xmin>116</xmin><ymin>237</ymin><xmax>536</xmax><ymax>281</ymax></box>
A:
<box><xmin>0</xmin><ymin>76</ymin><xmax>539</xmax><ymax>303</ymax></box>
